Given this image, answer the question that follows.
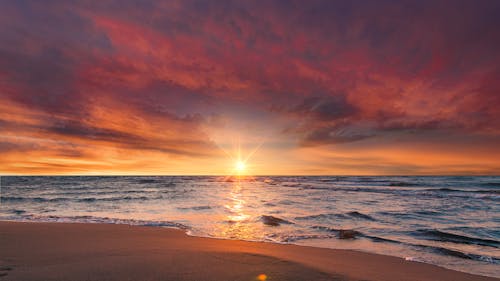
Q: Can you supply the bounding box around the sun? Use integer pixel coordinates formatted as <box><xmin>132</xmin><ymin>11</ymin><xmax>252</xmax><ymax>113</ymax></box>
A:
<box><xmin>215</xmin><ymin>135</ymin><xmax>264</xmax><ymax>177</ymax></box>
<box><xmin>235</xmin><ymin>160</ymin><xmax>246</xmax><ymax>173</ymax></box>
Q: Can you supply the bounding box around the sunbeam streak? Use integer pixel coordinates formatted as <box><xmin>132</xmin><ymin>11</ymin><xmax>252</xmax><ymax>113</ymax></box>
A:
<box><xmin>216</xmin><ymin>136</ymin><xmax>266</xmax><ymax>178</ymax></box>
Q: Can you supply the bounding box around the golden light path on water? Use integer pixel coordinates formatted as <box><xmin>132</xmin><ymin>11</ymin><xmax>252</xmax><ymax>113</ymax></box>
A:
<box><xmin>221</xmin><ymin>181</ymin><xmax>252</xmax><ymax>239</ymax></box>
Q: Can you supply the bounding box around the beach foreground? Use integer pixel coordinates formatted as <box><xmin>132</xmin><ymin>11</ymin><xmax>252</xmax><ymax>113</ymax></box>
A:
<box><xmin>0</xmin><ymin>221</ymin><xmax>497</xmax><ymax>281</ymax></box>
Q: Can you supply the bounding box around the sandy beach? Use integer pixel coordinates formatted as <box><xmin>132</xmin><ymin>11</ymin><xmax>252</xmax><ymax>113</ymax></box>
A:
<box><xmin>0</xmin><ymin>221</ymin><xmax>497</xmax><ymax>281</ymax></box>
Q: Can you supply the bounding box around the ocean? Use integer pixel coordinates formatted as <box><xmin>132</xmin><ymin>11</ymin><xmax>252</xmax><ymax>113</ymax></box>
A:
<box><xmin>0</xmin><ymin>176</ymin><xmax>498</xmax><ymax>277</ymax></box>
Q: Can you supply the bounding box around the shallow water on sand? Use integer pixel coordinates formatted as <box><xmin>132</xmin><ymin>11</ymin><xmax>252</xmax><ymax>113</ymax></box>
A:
<box><xmin>1</xmin><ymin>176</ymin><xmax>499</xmax><ymax>277</ymax></box>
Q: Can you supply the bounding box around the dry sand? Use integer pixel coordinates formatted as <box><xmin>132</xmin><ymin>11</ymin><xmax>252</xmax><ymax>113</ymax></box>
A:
<box><xmin>0</xmin><ymin>221</ymin><xmax>497</xmax><ymax>281</ymax></box>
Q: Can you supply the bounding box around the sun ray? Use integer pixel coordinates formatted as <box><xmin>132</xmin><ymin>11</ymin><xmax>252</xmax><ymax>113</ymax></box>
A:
<box><xmin>215</xmin><ymin>143</ymin><xmax>237</xmax><ymax>162</ymax></box>
<box><xmin>243</xmin><ymin>140</ymin><xmax>265</xmax><ymax>163</ymax></box>
<box><xmin>215</xmin><ymin>133</ymin><xmax>268</xmax><ymax>177</ymax></box>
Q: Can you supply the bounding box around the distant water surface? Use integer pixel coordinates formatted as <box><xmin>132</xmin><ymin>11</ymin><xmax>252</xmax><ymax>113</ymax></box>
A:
<box><xmin>1</xmin><ymin>176</ymin><xmax>499</xmax><ymax>277</ymax></box>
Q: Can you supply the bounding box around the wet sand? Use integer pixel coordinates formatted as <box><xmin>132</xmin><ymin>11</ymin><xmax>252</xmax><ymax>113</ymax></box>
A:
<box><xmin>0</xmin><ymin>221</ymin><xmax>497</xmax><ymax>281</ymax></box>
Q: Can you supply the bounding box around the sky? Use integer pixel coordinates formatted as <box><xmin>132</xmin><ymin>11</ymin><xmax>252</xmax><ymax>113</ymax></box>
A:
<box><xmin>1</xmin><ymin>0</ymin><xmax>499</xmax><ymax>175</ymax></box>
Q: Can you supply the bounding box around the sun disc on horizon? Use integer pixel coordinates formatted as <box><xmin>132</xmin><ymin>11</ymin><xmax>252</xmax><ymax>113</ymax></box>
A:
<box><xmin>235</xmin><ymin>160</ymin><xmax>246</xmax><ymax>173</ymax></box>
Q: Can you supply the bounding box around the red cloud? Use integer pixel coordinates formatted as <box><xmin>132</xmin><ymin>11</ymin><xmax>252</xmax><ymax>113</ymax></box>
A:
<box><xmin>1</xmin><ymin>0</ymin><xmax>499</xmax><ymax>174</ymax></box>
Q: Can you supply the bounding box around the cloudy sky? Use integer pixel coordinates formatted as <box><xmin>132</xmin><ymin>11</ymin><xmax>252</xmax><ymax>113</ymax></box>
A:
<box><xmin>1</xmin><ymin>0</ymin><xmax>499</xmax><ymax>175</ymax></box>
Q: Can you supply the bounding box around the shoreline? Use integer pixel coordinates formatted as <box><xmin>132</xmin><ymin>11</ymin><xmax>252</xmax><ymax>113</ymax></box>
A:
<box><xmin>0</xmin><ymin>221</ymin><xmax>497</xmax><ymax>281</ymax></box>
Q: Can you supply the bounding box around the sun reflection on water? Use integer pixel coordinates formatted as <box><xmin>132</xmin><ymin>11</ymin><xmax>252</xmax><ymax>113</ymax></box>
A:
<box><xmin>225</xmin><ymin>183</ymin><xmax>249</xmax><ymax>222</ymax></box>
<box><xmin>217</xmin><ymin>179</ymin><xmax>260</xmax><ymax>240</ymax></box>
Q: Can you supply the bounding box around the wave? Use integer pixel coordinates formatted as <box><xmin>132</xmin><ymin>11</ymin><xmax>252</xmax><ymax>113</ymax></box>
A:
<box><xmin>1</xmin><ymin>195</ymin><xmax>163</xmax><ymax>203</ymax></box>
<box><xmin>260</xmin><ymin>215</ymin><xmax>293</xmax><ymax>226</ymax></box>
<box><xmin>475</xmin><ymin>189</ymin><xmax>500</xmax><ymax>194</ymax></box>
<box><xmin>416</xmin><ymin>244</ymin><xmax>500</xmax><ymax>264</ymax></box>
<box><xmin>317</xmin><ymin>177</ymin><xmax>341</xmax><ymax>183</ymax></box>
<box><xmin>311</xmin><ymin>226</ymin><xmax>360</xmax><ymax>239</ymax></box>
<box><xmin>8</xmin><ymin>209</ymin><xmax>26</xmax><ymax>215</ymax></box>
<box><xmin>295</xmin><ymin>213</ymin><xmax>338</xmax><ymax>220</ymax></box>
<box><xmin>311</xmin><ymin>225</ymin><xmax>338</xmax><ymax>232</ymax></box>
<box><xmin>424</xmin><ymin>188</ymin><xmax>500</xmax><ymax>194</ymax></box>
<box><xmin>425</xmin><ymin>187</ymin><xmax>459</xmax><ymax>192</ymax></box>
<box><xmin>4</xmin><ymin>214</ymin><xmax>190</xmax><ymax>230</ymax></box>
<box><xmin>136</xmin><ymin>179</ymin><xmax>159</xmax><ymax>184</ymax></box>
<box><xmin>45</xmin><ymin>189</ymin><xmax>168</xmax><ymax>197</ymax></box>
<box><xmin>388</xmin><ymin>181</ymin><xmax>421</xmax><ymax>187</ymax></box>
<box><xmin>78</xmin><ymin>195</ymin><xmax>166</xmax><ymax>202</ymax></box>
<box><xmin>177</xmin><ymin>205</ymin><xmax>212</xmax><ymax>211</ymax></box>
<box><xmin>295</xmin><ymin>211</ymin><xmax>375</xmax><ymax>221</ymax></box>
<box><xmin>298</xmin><ymin>185</ymin><xmax>396</xmax><ymax>193</ymax></box>
<box><xmin>481</xmin><ymin>182</ymin><xmax>500</xmax><ymax>187</ymax></box>
<box><xmin>414</xmin><ymin>210</ymin><xmax>441</xmax><ymax>216</ymax></box>
<box><xmin>1</xmin><ymin>196</ymin><xmax>70</xmax><ymax>202</ymax></box>
<box><xmin>266</xmin><ymin>233</ymin><xmax>334</xmax><ymax>243</ymax></box>
<box><xmin>352</xmin><ymin>177</ymin><xmax>392</xmax><ymax>183</ymax></box>
<box><xmin>346</xmin><ymin>211</ymin><xmax>376</xmax><ymax>221</ymax></box>
<box><xmin>362</xmin><ymin>234</ymin><xmax>401</xmax><ymax>244</ymax></box>
<box><xmin>263</xmin><ymin>178</ymin><xmax>278</xmax><ymax>185</ymax></box>
<box><xmin>277</xmin><ymin>199</ymin><xmax>298</xmax><ymax>205</ymax></box>
<box><xmin>295</xmin><ymin>186</ymin><xmax>500</xmax><ymax>202</ymax></box>
<box><xmin>78</xmin><ymin>195</ymin><xmax>160</xmax><ymax>202</ymax></box>
<box><xmin>413</xmin><ymin>229</ymin><xmax>500</xmax><ymax>248</ymax></box>
<box><xmin>310</xmin><ymin>225</ymin><xmax>500</xmax><ymax>264</ymax></box>
<box><xmin>312</xmin><ymin>226</ymin><xmax>405</xmax><ymax>241</ymax></box>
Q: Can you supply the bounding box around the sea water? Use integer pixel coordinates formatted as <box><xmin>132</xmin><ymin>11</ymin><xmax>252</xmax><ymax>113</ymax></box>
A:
<box><xmin>0</xmin><ymin>176</ymin><xmax>498</xmax><ymax>277</ymax></box>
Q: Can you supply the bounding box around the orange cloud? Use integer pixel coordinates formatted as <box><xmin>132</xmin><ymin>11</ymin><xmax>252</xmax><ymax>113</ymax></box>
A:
<box><xmin>0</xmin><ymin>1</ymin><xmax>499</xmax><ymax>175</ymax></box>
